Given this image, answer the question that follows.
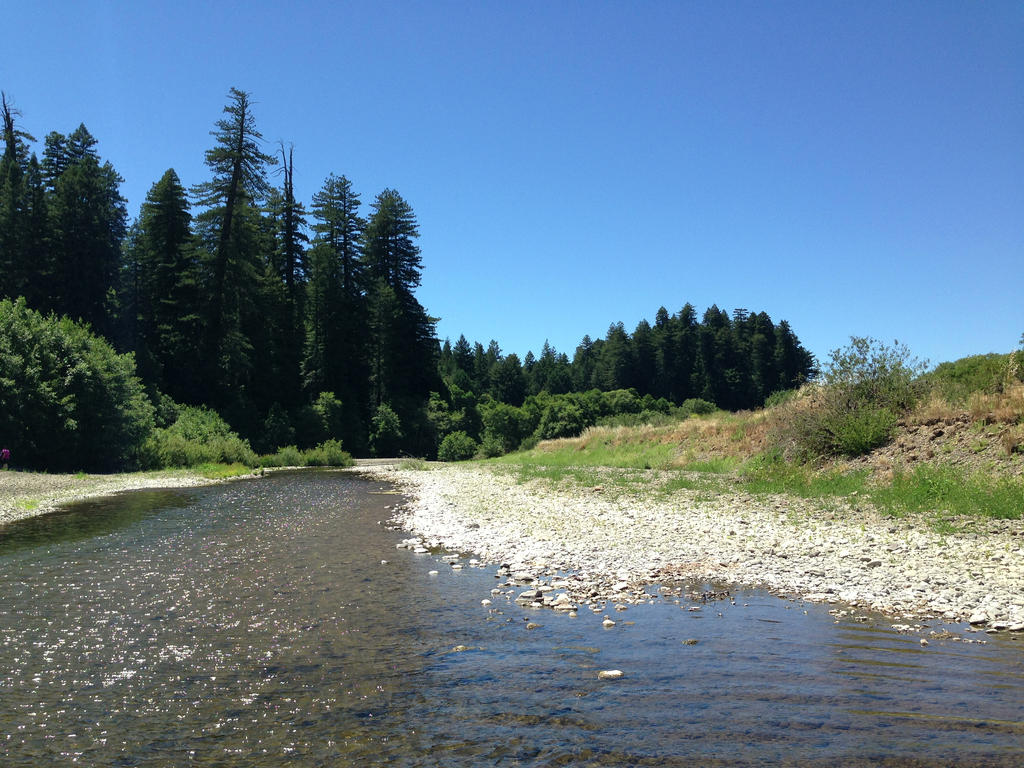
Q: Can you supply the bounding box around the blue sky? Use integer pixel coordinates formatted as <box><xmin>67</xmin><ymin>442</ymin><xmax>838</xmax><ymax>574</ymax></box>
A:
<box><xmin>3</xmin><ymin>1</ymin><xmax>1021</xmax><ymax>369</ymax></box>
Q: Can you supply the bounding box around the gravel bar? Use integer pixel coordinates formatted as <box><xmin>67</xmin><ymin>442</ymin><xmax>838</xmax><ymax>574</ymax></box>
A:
<box><xmin>0</xmin><ymin>469</ymin><xmax>238</xmax><ymax>527</ymax></box>
<box><xmin>365</xmin><ymin>464</ymin><xmax>1024</xmax><ymax>632</ymax></box>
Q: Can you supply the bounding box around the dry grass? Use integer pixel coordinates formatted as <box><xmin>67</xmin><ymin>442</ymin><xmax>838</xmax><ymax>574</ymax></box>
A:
<box><xmin>534</xmin><ymin>411</ymin><xmax>773</xmax><ymax>468</ymax></box>
<box><xmin>967</xmin><ymin>382</ymin><xmax>1024</xmax><ymax>424</ymax></box>
<box><xmin>907</xmin><ymin>393</ymin><xmax>963</xmax><ymax>426</ymax></box>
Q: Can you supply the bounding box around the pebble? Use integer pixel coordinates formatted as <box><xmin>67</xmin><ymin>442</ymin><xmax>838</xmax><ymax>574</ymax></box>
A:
<box><xmin>597</xmin><ymin>669</ymin><xmax>624</xmax><ymax>680</ymax></box>
<box><xmin>373</xmin><ymin>465</ymin><xmax>1024</xmax><ymax>631</ymax></box>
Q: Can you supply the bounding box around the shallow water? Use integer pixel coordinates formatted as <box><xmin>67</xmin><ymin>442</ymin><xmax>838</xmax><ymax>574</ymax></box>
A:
<box><xmin>0</xmin><ymin>470</ymin><xmax>1021</xmax><ymax>766</ymax></box>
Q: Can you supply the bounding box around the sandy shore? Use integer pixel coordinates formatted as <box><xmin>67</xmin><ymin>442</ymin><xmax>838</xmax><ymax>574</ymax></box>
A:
<box><xmin>0</xmin><ymin>469</ymin><xmax>246</xmax><ymax>527</ymax></box>
<box><xmin>365</xmin><ymin>463</ymin><xmax>1024</xmax><ymax>632</ymax></box>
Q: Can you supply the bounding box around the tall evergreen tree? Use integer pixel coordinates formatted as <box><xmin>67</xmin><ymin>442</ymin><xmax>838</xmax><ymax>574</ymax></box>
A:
<box><xmin>0</xmin><ymin>92</ymin><xmax>32</xmax><ymax>300</ymax></box>
<box><xmin>362</xmin><ymin>188</ymin><xmax>439</xmax><ymax>441</ymax></box>
<box><xmin>45</xmin><ymin>125</ymin><xmax>127</xmax><ymax>334</ymax></box>
<box><xmin>134</xmin><ymin>169</ymin><xmax>202</xmax><ymax>401</ymax></box>
<box><xmin>191</xmin><ymin>87</ymin><xmax>276</xmax><ymax>405</ymax></box>
<box><xmin>303</xmin><ymin>172</ymin><xmax>368</xmax><ymax>449</ymax></box>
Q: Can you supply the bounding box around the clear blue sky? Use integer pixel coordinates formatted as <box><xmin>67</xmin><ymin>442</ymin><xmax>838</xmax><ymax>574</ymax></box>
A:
<box><xmin>4</xmin><ymin>1</ymin><xmax>1022</xmax><ymax>369</ymax></box>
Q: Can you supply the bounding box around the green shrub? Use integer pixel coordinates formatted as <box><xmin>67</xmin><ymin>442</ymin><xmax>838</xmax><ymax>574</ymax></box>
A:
<box><xmin>478</xmin><ymin>434</ymin><xmax>506</xmax><ymax>458</ymax></box>
<box><xmin>302</xmin><ymin>439</ymin><xmax>353</xmax><ymax>467</ymax></box>
<box><xmin>141</xmin><ymin>406</ymin><xmax>257</xmax><ymax>468</ymax></box>
<box><xmin>821</xmin><ymin>406</ymin><xmax>898</xmax><ymax>455</ymax></box>
<box><xmin>680</xmin><ymin>398</ymin><xmax>716</xmax><ymax>416</ymax></box>
<box><xmin>0</xmin><ymin>298</ymin><xmax>155</xmax><ymax>471</ymax></box>
<box><xmin>535</xmin><ymin>400</ymin><xmax>586</xmax><ymax>440</ymax></box>
<box><xmin>480</xmin><ymin>401</ymin><xmax>531</xmax><ymax>454</ymax></box>
<box><xmin>764</xmin><ymin>389</ymin><xmax>798</xmax><ymax>409</ymax></box>
<box><xmin>437</xmin><ymin>431</ymin><xmax>478</xmax><ymax>462</ymax></box>
<box><xmin>922</xmin><ymin>353</ymin><xmax>1012</xmax><ymax>404</ymax></box>
<box><xmin>776</xmin><ymin>337</ymin><xmax>927</xmax><ymax>459</ymax></box>
<box><xmin>262</xmin><ymin>444</ymin><xmax>304</xmax><ymax>467</ymax></box>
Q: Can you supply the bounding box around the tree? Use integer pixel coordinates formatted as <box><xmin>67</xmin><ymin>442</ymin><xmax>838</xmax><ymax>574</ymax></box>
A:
<box><xmin>362</xmin><ymin>188</ymin><xmax>422</xmax><ymax>293</ymax></box>
<box><xmin>0</xmin><ymin>297</ymin><xmax>154</xmax><ymax>471</ymax></box>
<box><xmin>45</xmin><ymin>125</ymin><xmax>127</xmax><ymax>335</ymax></box>
<box><xmin>191</xmin><ymin>87</ymin><xmax>276</xmax><ymax>400</ymax></box>
<box><xmin>133</xmin><ymin>169</ymin><xmax>202</xmax><ymax>401</ymax></box>
<box><xmin>0</xmin><ymin>92</ymin><xmax>34</xmax><ymax>301</ymax></box>
<box><xmin>362</xmin><ymin>189</ymin><xmax>439</xmax><ymax>436</ymax></box>
<box><xmin>303</xmin><ymin>172</ymin><xmax>366</xmax><ymax>418</ymax></box>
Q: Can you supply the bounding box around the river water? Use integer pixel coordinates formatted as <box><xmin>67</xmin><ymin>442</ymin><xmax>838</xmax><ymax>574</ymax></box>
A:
<box><xmin>0</xmin><ymin>470</ymin><xmax>1021</xmax><ymax>766</ymax></box>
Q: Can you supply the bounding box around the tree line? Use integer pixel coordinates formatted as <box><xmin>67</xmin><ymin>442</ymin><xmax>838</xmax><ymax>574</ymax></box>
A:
<box><xmin>0</xmin><ymin>87</ymin><xmax>815</xmax><ymax>465</ymax></box>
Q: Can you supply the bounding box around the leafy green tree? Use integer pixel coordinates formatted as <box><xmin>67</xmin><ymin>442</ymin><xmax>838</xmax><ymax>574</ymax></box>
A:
<box><xmin>0</xmin><ymin>297</ymin><xmax>154</xmax><ymax>471</ymax></box>
<box><xmin>370</xmin><ymin>402</ymin><xmax>403</xmax><ymax>457</ymax></box>
<box><xmin>437</xmin><ymin>430</ymin><xmax>478</xmax><ymax>461</ymax></box>
<box><xmin>265</xmin><ymin>144</ymin><xmax>308</xmax><ymax>404</ymax></box>
<box><xmin>489</xmin><ymin>352</ymin><xmax>527</xmax><ymax>406</ymax></box>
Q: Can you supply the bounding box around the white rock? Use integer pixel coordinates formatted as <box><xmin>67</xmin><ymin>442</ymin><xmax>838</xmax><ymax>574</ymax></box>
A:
<box><xmin>597</xmin><ymin>669</ymin><xmax>623</xmax><ymax>680</ymax></box>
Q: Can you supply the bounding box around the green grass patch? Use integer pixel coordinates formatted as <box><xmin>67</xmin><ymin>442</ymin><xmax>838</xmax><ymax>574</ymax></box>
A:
<box><xmin>194</xmin><ymin>462</ymin><xmax>254</xmax><ymax>480</ymax></box>
<box><xmin>870</xmin><ymin>465</ymin><xmax>1024</xmax><ymax>522</ymax></box>
<box><xmin>14</xmin><ymin>498</ymin><xmax>40</xmax><ymax>511</ymax></box>
<box><xmin>740</xmin><ymin>455</ymin><xmax>870</xmax><ymax>498</ymax></box>
<box><xmin>682</xmin><ymin>456</ymin><xmax>740</xmax><ymax>474</ymax></box>
<box><xmin>493</xmin><ymin>438</ymin><xmax>675</xmax><ymax>472</ymax></box>
<box><xmin>398</xmin><ymin>458</ymin><xmax>432</xmax><ymax>471</ymax></box>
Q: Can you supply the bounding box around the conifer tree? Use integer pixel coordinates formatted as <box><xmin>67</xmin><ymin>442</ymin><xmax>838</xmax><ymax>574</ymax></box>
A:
<box><xmin>192</xmin><ymin>87</ymin><xmax>276</xmax><ymax>404</ymax></box>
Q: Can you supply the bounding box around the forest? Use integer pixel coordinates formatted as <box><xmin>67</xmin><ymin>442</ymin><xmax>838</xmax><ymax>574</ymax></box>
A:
<box><xmin>0</xmin><ymin>88</ymin><xmax>816</xmax><ymax>470</ymax></box>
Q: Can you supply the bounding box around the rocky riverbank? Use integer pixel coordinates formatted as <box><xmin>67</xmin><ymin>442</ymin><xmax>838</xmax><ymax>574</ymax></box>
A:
<box><xmin>0</xmin><ymin>469</ymin><xmax>240</xmax><ymax>527</ymax></box>
<box><xmin>364</xmin><ymin>464</ymin><xmax>1024</xmax><ymax>633</ymax></box>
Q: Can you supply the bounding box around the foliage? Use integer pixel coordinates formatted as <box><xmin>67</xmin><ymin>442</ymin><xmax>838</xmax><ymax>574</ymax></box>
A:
<box><xmin>437</xmin><ymin>430</ymin><xmax>478</xmax><ymax>462</ymax></box>
<box><xmin>535</xmin><ymin>399</ymin><xmax>586</xmax><ymax>440</ymax></box>
<box><xmin>922</xmin><ymin>353</ymin><xmax>1013</xmax><ymax>404</ymax></box>
<box><xmin>775</xmin><ymin>337</ymin><xmax>927</xmax><ymax>458</ymax></box>
<box><xmin>301</xmin><ymin>439</ymin><xmax>353</xmax><ymax>467</ymax></box>
<box><xmin>871</xmin><ymin>465</ymin><xmax>1023</xmax><ymax>522</ymax></box>
<box><xmin>0</xmin><ymin>297</ymin><xmax>154</xmax><ymax>471</ymax></box>
<box><xmin>479</xmin><ymin>400</ymin><xmax>531</xmax><ymax>454</ymax></box>
<box><xmin>260</xmin><ymin>444</ymin><xmax>304</xmax><ymax>467</ymax></box>
<box><xmin>140</xmin><ymin>405</ymin><xmax>256</xmax><ymax>468</ymax></box>
<box><xmin>679</xmin><ymin>398</ymin><xmax>716</xmax><ymax>416</ymax></box>
<box><xmin>369</xmin><ymin>402</ymin><xmax>403</xmax><ymax>457</ymax></box>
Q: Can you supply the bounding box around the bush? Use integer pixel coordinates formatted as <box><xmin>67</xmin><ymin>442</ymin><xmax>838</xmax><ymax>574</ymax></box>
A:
<box><xmin>922</xmin><ymin>353</ymin><xmax>1012</xmax><ymax>404</ymax></box>
<box><xmin>775</xmin><ymin>337</ymin><xmax>927</xmax><ymax>459</ymax></box>
<box><xmin>141</xmin><ymin>406</ymin><xmax>257</xmax><ymax>468</ymax></box>
<box><xmin>302</xmin><ymin>439</ymin><xmax>353</xmax><ymax>467</ymax></box>
<box><xmin>437</xmin><ymin>431</ymin><xmax>478</xmax><ymax>462</ymax></box>
<box><xmin>535</xmin><ymin>400</ymin><xmax>586</xmax><ymax>440</ymax></box>
<box><xmin>0</xmin><ymin>298</ymin><xmax>155</xmax><ymax>471</ymax></box>
<box><xmin>680</xmin><ymin>398</ymin><xmax>717</xmax><ymax>416</ymax></box>
<box><xmin>261</xmin><ymin>444</ymin><xmax>304</xmax><ymax>467</ymax></box>
<box><xmin>480</xmin><ymin>401</ymin><xmax>530</xmax><ymax>454</ymax></box>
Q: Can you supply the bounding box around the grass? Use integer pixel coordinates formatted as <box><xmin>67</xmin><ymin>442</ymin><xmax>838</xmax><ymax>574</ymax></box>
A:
<box><xmin>193</xmin><ymin>462</ymin><xmax>255</xmax><ymax>480</ymax></box>
<box><xmin>870</xmin><ymin>465</ymin><xmax>1024</xmax><ymax>522</ymax></box>
<box><xmin>398</xmin><ymin>458</ymin><xmax>432</xmax><ymax>471</ymax></box>
<box><xmin>14</xmin><ymin>498</ymin><xmax>40</xmax><ymax>511</ymax></box>
<box><xmin>491</xmin><ymin>424</ymin><xmax>1023</xmax><ymax>529</ymax></box>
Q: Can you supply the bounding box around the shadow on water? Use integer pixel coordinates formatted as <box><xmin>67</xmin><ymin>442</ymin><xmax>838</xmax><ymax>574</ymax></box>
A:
<box><xmin>0</xmin><ymin>488</ymin><xmax>196</xmax><ymax>554</ymax></box>
<box><xmin>0</xmin><ymin>469</ymin><xmax>1021</xmax><ymax>766</ymax></box>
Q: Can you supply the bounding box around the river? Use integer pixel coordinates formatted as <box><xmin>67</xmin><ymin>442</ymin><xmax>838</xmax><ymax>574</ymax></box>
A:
<box><xmin>0</xmin><ymin>470</ymin><xmax>1021</xmax><ymax>766</ymax></box>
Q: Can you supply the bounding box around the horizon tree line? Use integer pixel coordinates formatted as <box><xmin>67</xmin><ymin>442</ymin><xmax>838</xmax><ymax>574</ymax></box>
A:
<box><xmin>1</xmin><ymin>87</ymin><xmax>815</xmax><ymax>458</ymax></box>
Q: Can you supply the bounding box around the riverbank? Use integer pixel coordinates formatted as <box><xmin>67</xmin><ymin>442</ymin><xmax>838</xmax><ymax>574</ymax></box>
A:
<box><xmin>365</xmin><ymin>463</ymin><xmax>1024</xmax><ymax>633</ymax></box>
<box><xmin>0</xmin><ymin>468</ymin><xmax>257</xmax><ymax>527</ymax></box>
